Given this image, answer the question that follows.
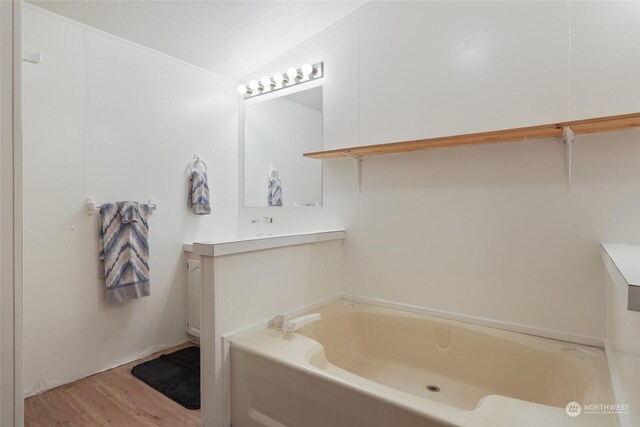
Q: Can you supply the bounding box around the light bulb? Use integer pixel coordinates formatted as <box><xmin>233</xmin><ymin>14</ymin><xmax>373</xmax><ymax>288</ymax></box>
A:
<box><xmin>301</xmin><ymin>63</ymin><xmax>314</xmax><ymax>77</ymax></box>
<box><xmin>286</xmin><ymin>67</ymin><xmax>299</xmax><ymax>83</ymax></box>
<box><xmin>249</xmin><ymin>80</ymin><xmax>261</xmax><ymax>92</ymax></box>
<box><xmin>273</xmin><ymin>72</ymin><xmax>285</xmax><ymax>85</ymax></box>
<box><xmin>261</xmin><ymin>76</ymin><xmax>273</xmax><ymax>91</ymax></box>
<box><xmin>237</xmin><ymin>84</ymin><xmax>248</xmax><ymax>95</ymax></box>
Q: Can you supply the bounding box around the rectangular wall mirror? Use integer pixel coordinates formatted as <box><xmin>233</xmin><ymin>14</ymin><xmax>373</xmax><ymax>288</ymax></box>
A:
<box><xmin>243</xmin><ymin>85</ymin><xmax>323</xmax><ymax>207</ymax></box>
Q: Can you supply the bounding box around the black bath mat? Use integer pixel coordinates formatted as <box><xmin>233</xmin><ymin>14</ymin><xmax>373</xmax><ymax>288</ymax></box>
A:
<box><xmin>131</xmin><ymin>346</ymin><xmax>200</xmax><ymax>410</ymax></box>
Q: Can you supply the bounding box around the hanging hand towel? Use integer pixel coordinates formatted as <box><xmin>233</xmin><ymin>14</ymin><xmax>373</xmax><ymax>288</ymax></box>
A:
<box><xmin>188</xmin><ymin>170</ymin><xmax>211</xmax><ymax>215</ymax></box>
<box><xmin>268</xmin><ymin>165</ymin><xmax>283</xmax><ymax>207</ymax></box>
<box><xmin>99</xmin><ymin>202</ymin><xmax>150</xmax><ymax>304</ymax></box>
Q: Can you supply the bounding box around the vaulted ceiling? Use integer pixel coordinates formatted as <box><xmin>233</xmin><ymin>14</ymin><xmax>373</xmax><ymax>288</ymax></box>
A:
<box><xmin>28</xmin><ymin>0</ymin><xmax>367</xmax><ymax>80</ymax></box>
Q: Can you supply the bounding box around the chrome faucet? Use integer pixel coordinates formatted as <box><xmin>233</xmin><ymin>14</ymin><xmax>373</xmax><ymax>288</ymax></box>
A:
<box><xmin>282</xmin><ymin>313</ymin><xmax>321</xmax><ymax>339</ymax></box>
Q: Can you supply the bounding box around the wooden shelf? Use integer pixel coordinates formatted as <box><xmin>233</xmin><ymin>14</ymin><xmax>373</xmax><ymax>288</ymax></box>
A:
<box><xmin>304</xmin><ymin>112</ymin><xmax>640</xmax><ymax>159</ymax></box>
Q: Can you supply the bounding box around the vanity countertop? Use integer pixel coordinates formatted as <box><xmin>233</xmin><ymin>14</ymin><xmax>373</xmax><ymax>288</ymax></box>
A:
<box><xmin>184</xmin><ymin>230</ymin><xmax>345</xmax><ymax>257</ymax></box>
<box><xmin>601</xmin><ymin>243</ymin><xmax>640</xmax><ymax>287</ymax></box>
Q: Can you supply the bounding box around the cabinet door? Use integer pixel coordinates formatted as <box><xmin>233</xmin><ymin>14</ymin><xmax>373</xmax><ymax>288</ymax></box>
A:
<box><xmin>187</xmin><ymin>259</ymin><xmax>202</xmax><ymax>337</ymax></box>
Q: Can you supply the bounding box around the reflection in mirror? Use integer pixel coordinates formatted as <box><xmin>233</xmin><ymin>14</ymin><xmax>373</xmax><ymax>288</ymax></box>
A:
<box><xmin>244</xmin><ymin>86</ymin><xmax>323</xmax><ymax>207</ymax></box>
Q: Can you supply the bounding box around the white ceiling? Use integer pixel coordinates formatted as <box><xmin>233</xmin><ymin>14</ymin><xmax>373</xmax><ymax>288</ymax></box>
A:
<box><xmin>27</xmin><ymin>0</ymin><xmax>367</xmax><ymax>80</ymax></box>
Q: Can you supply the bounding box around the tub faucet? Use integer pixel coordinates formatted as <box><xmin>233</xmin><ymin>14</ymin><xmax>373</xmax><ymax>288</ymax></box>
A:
<box><xmin>282</xmin><ymin>313</ymin><xmax>321</xmax><ymax>339</ymax></box>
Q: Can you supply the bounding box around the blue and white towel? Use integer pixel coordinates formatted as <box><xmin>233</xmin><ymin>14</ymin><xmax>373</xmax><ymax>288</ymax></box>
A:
<box><xmin>188</xmin><ymin>170</ymin><xmax>211</xmax><ymax>215</ymax></box>
<box><xmin>98</xmin><ymin>202</ymin><xmax>150</xmax><ymax>304</ymax></box>
<box><xmin>268</xmin><ymin>166</ymin><xmax>283</xmax><ymax>207</ymax></box>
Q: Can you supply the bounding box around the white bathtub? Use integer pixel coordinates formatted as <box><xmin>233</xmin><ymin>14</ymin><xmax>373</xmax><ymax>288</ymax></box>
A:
<box><xmin>231</xmin><ymin>300</ymin><xmax>615</xmax><ymax>427</ymax></box>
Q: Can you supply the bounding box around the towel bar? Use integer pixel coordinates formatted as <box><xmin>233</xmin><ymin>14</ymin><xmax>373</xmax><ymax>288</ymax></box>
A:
<box><xmin>86</xmin><ymin>197</ymin><xmax>158</xmax><ymax>216</ymax></box>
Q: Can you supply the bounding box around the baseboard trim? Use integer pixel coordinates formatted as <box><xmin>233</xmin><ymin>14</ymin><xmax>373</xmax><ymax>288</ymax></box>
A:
<box><xmin>23</xmin><ymin>340</ymin><xmax>191</xmax><ymax>398</ymax></box>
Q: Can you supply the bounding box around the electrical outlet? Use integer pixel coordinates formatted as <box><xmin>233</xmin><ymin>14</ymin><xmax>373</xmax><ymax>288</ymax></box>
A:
<box><xmin>263</xmin><ymin>217</ymin><xmax>274</xmax><ymax>224</ymax></box>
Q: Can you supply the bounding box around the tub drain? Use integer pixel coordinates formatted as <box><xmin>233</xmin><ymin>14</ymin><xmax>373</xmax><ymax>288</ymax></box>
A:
<box><xmin>426</xmin><ymin>385</ymin><xmax>440</xmax><ymax>392</ymax></box>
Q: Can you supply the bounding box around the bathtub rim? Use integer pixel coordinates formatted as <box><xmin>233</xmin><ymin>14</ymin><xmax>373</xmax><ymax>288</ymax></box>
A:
<box><xmin>224</xmin><ymin>294</ymin><xmax>604</xmax><ymax>349</ymax></box>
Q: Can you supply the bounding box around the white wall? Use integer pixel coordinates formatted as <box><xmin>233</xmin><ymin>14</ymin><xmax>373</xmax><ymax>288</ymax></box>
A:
<box><xmin>22</xmin><ymin>6</ymin><xmax>238</xmax><ymax>395</ymax></box>
<box><xmin>242</xmin><ymin>1</ymin><xmax>640</xmax><ymax>342</ymax></box>
<box><xmin>244</xmin><ymin>97</ymin><xmax>322</xmax><ymax>207</ymax></box>
<box><xmin>215</xmin><ymin>240</ymin><xmax>343</xmax><ymax>335</ymax></box>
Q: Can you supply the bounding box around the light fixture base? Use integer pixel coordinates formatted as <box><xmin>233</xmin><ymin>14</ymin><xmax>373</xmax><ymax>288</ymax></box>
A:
<box><xmin>240</xmin><ymin>62</ymin><xmax>323</xmax><ymax>99</ymax></box>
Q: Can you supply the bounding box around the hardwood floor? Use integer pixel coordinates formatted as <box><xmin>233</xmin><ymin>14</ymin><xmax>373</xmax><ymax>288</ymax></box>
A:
<box><xmin>25</xmin><ymin>343</ymin><xmax>201</xmax><ymax>427</ymax></box>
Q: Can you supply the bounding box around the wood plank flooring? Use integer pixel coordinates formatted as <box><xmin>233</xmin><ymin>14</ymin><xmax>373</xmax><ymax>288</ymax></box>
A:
<box><xmin>25</xmin><ymin>343</ymin><xmax>201</xmax><ymax>427</ymax></box>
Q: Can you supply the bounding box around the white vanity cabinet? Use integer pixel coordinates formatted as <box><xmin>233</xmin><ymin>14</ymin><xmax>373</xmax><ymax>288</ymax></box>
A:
<box><xmin>186</xmin><ymin>258</ymin><xmax>202</xmax><ymax>338</ymax></box>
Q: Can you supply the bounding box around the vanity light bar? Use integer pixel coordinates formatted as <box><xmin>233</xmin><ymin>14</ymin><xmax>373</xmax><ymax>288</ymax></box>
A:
<box><xmin>237</xmin><ymin>62</ymin><xmax>323</xmax><ymax>99</ymax></box>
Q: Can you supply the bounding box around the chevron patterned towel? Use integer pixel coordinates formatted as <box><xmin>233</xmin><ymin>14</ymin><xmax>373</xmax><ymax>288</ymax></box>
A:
<box><xmin>188</xmin><ymin>170</ymin><xmax>211</xmax><ymax>215</ymax></box>
<box><xmin>268</xmin><ymin>166</ymin><xmax>283</xmax><ymax>207</ymax></box>
<box><xmin>98</xmin><ymin>202</ymin><xmax>150</xmax><ymax>304</ymax></box>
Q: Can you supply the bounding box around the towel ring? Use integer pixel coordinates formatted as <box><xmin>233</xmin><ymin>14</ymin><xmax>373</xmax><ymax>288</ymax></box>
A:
<box><xmin>190</xmin><ymin>155</ymin><xmax>208</xmax><ymax>173</ymax></box>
